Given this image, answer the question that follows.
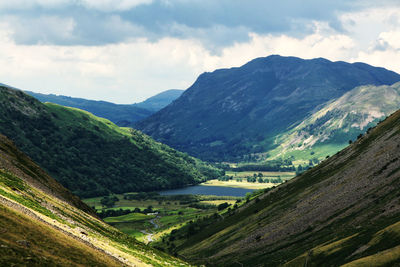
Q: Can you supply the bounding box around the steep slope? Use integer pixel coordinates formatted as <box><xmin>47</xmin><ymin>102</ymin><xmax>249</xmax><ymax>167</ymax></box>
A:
<box><xmin>0</xmin><ymin>134</ymin><xmax>191</xmax><ymax>266</ymax></box>
<box><xmin>134</xmin><ymin>89</ymin><xmax>184</xmax><ymax>112</ymax></box>
<box><xmin>137</xmin><ymin>55</ymin><xmax>400</xmax><ymax>161</ymax></box>
<box><xmin>169</xmin><ymin>109</ymin><xmax>400</xmax><ymax>266</ymax></box>
<box><xmin>0</xmin><ymin>87</ymin><xmax>222</xmax><ymax>198</ymax></box>
<box><xmin>269</xmin><ymin>81</ymin><xmax>400</xmax><ymax>162</ymax></box>
<box><xmin>25</xmin><ymin>90</ymin><xmax>153</xmax><ymax>126</ymax></box>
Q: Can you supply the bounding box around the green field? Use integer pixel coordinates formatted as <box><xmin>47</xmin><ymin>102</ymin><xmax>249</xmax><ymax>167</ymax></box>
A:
<box><xmin>84</xmin><ymin>193</ymin><xmax>240</xmax><ymax>243</ymax></box>
<box><xmin>225</xmin><ymin>170</ymin><xmax>295</xmax><ymax>180</ymax></box>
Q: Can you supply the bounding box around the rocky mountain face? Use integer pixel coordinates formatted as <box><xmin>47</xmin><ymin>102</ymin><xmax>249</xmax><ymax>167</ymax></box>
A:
<box><xmin>136</xmin><ymin>55</ymin><xmax>400</xmax><ymax>161</ymax></box>
<box><xmin>268</xmin><ymin>81</ymin><xmax>400</xmax><ymax>162</ymax></box>
<box><xmin>0</xmin><ymin>134</ymin><xmax>190</xmax><ymax>266</ymax></box>
<box><xmin>171</xmin><ymin>108</ymin><xmax>400</xmax><ymax>266</ymax></box>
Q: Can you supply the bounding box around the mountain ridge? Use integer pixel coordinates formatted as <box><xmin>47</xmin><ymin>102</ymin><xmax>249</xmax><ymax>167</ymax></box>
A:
<box><xmin>267</xmin><ymin>81</ymin><xmax>400</xmax><ymax>163</ymax></box>
<box><xmin>136</xmin><ymin>55</ymin><xmax>400</xmax><ymax>161</ymax></box>
<box><xmin>24</xmin><ymin>88</ymin><xmax>183</xmax><ymax>126</ymax></box>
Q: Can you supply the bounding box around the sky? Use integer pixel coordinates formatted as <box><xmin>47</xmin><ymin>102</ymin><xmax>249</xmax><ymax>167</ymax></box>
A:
<box><xmin>0</xmin><ymin>0</ymin><xmax>400</xmax><ymax>103</ymax></box>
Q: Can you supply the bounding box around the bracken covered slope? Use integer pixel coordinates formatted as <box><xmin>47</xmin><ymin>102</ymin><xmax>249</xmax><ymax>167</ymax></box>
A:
<box><xmin>268</xmin><ymin>81</ymin><xmax>400</xmax><ymax>162</ymax></box>
<box><xmin>0</xmin><ymin>86</ymin><xmax>222</xmax><ymax>198</ymax></box>
<box><xmin>174</xmin><ymin>109</ymin><xmax>400</xmax><ymax>266</ymax></box>
<box><xmin>0</xmin><ymin>134</ymin><xmax>191</xmax><ymax>266</ymax></box>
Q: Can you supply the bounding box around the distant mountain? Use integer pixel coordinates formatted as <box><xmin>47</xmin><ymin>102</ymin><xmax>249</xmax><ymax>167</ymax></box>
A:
<box><xmin>268</xmin><ymin>82</ymin><xmax>400</xmax><ymax>163</ymax></box>
<box><xmin>168</xmin><ymin>108</ymin><xmax>400</xmax><ymax>266</ymax></box>
<box><xmin>0</xmin><ymin>86</ymin><xmax>222</xmax><ymax>198</ymax></box>
<box><xmin>137</xmin><ymin>55</ymin><xmax>400</xmax><ymax>161</ymax></box>
<box><xmin>0</xmin><ymin>134</ymin><xmax>190</xmax><ymax>266</ymax></box>
<box><xmin>25</xmin><ymin>91</ymin><xmax>153</xmax><ymax>126</ymax></box>
<box><xmin>25</xmin><ymin>89</ymin><xmax>183</xmax><ymax>127</ymax></box>
<box><xmin>134</xmin><ymin>89</ymin><xmax>184</xmax><ymax>111</ymax></box>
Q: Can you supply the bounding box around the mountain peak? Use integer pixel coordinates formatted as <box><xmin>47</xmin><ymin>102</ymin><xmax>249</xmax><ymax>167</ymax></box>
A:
<box><xmin>137</xmin><ymin>56</ymin><xmax>400</xmax><ymax>161</ymax></box>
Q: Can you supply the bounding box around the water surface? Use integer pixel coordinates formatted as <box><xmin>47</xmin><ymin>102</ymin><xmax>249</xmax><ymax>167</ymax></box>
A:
<box><xmin>158</xmin><ymin>185</ymin><xmax>254</xmax><ymax>197</ymax></box>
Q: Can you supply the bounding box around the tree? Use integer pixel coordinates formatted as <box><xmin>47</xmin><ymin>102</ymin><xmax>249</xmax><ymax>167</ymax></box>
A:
<box><xmin>217</xmin><ymin>202</ymin><xmax>230</xmax><ymax>211</ymax></box>
<box><xmin>100</xmin><ymin>195</ymin><xmax>119</xmax><ymax>208</ymax></box>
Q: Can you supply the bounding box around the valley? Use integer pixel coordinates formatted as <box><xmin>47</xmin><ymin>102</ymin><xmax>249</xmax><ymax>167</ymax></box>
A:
<box><xmin>1</xmin><ymin>55</ymin><xmax>400</xmax><ymax>266</ymax></box>
<box><xmin>2</xmin><ymin>2</ymin><xmax>400</xmax><ymax>266</ymax></box>
<box><xmin>83</xmin><ymin>192</ymin><xmax>241</xmax><ymax>245</ymax></box>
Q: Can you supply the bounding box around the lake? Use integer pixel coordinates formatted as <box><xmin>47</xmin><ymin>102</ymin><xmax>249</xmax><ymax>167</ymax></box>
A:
<box><xmin>158</xmin><ymin>185</ymin><xmax>254</xmax><ymax>197</ymax></box>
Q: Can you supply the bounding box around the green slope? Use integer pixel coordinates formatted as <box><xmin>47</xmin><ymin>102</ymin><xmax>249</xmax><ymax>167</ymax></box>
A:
<box><xmin>268</xmin><ymin>82</ymin><xmax>400</xmax><ymax>163</ymax></box>
<box><xmin>167</xmin><ymin>109</ymin><xmax>400</xmax><ymax>266</ymax></box>
<box><xmin>0</xmin><ymin>86</ymin><xmax>222</xmax><ymax>198</ymax></box>
<box><xmin>0</xmin><ymin>134</ymin><xmax>191</xmax><ymax>266</ymax></box>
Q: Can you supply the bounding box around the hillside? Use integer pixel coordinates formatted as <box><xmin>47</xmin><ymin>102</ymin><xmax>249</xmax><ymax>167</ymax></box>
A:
<box><xmin>0</xmin><ymin>86</ymin><xmax>222</xmax><ymax>198</ymax></box>
<box><xmin>0</xmin><ymin>134</ymin><xmax>190</xmax><ymax>266</ymax></box>
<box><xmin>165</xmin><ymin>109</ymin><xmax>400</xmax><ymax>266</ymax></box>
<box><xmin>25</xmin><ymin>88</ymin><xmax>183</xmax><ymax>126</ymax></box>
<box><xmin>268</xmin><ymin>82</ymin><xmax>400</xmax><ymax>163</ymax></box>
<box><xmin>136</xmin><ymin>55</ymin><xmax>400</xmax><ymax>161</ymax></box>
<box><xmin>25</xmin><ymin>90</ymin><xmax>153</xmax><ymax>126</ymax></box>
<box><xmin>134</xmin><ymin>89</ymin><xmax>184</xmax><ymax>112</ymax></box>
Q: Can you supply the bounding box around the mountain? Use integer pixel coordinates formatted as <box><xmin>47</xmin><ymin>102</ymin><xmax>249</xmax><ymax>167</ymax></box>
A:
<box><xmin>0</xmin><ymin>134</ymin><xmax>190</xmax><ymax>266</ymax></box>
<box><xmin>25</xmin><ymin>90</ymin><xmax>153</xmax><ymax>126</ymax></box>
<box><xmin>268</xmin><ymin>81</ymin><xmax>400</xmax><ymax>163</ymax></box>
<box><xmin>166</xmin><ymin>108</ymin><xmax>400</xmax><ymax>266</ymax></box>
<box><xmin>25</xmin><ymin>88</ymin><xmax>183</xmax><ymax>126</ymax></box>
<box><xmin>136</xmin><ymin>55</ymin><xmax>400</xmax><ymax>161</ymax></box>
<box><xmin>0</xmin><ymin>86</ymin><xmax>222</xmax><ymax>198</ymax></box>
<box><xmin>134</xmin><ymin>89</ymin><xmax>184</xmax><ymax>112</ymax></box>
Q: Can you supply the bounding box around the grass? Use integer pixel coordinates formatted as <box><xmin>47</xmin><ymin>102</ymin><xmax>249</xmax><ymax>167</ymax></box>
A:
<box><xmin>84</xmin><ymin>194</ymin><xmax>240</xmax><ymax>245</ymax></box>
<box><xmin>225</xmin><ymin>171</ymin><xmax>295</xmax><ymax>180</ymax></box>
<box><xmin>104</xmin><ymin>213</ymin><xmax>156</xmax><ymax>223</ymax></box>
<box><xmin>202</xmin><ymin>179</ymin><xmax>278</xmax><ymax>189</ymax></box>
<box><xmin>0</xmin><ymin>205</ymin><xmax>121</xmax><ymax>267</ymax></box>
<box><xmin>342</xmin><ymin>245</ymin><xmax>400</xmax><ymax>267</ymax></box>
<box><xmin>199</xmin><ymin>200</ymin><xmax>237</xmax><ymax>206</ymax></box>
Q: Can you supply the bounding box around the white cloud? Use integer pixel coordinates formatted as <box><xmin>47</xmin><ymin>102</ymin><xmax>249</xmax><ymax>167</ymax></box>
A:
<box><xmin>0</xmin><ymin>0</ymin><xmax>69</xmax><ymax>9</ymax></box>
<box><xmin>0</xmin><ymin>15</ymin><xmax>76</xmax><ymax>44</ymax></box>
<box><xmin>78</xmin><ymin>0</ymin><xmax>153</xmax><ymax>11</ymax></box>
<box><xmin>0</xmin><ymin>5</ymin><xmax>399</xmax><ymax>103</ymax></box>
<box><xmin>0</xmin><ymin>0</ymin><xmax>152</xmax><ymax>10</ymax></box>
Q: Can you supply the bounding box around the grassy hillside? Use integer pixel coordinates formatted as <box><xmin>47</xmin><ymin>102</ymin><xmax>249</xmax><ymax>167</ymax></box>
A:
<box><xmin>137</xmin><ymin>55</ymin><xmax>400</xmax><ymax>161</ymax></box>
<box><xmin>0</xmin><ymin>133</ymin><xmax>191</xmax><ymax>266</ymax></box>
<box><xmin>166</xmin><ymin>109</ymin><xmax>400</xmax><ymax>266</ymax></box>
<box><xmin>268</xmin><ymin>82</ymin><xmax>400</xmax><ymax>163</ymax></box>
<box><xmin>0</xmin><ymin>86</ymin><xmax>223</xmax><ymax>198</ymax></box>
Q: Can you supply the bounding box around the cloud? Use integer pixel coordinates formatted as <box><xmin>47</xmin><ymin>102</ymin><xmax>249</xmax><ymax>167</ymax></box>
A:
<box><xmin>0</xmin><ymin>15</ymin><xmax>76</xmax><ymax>45</ymax></box>
<box><xmin>78</xmin><ymin>0</ymin><xmax>153</xmax><ymax>11</ymax></box>
<box><xmin>0</xmin><ymin>1</ymin><xmax>399</xmax><ymax>104</ymax></box>
<box><xmin>0</xmin><ymin>0</ymin><xmax>367</xmax><ymax>47</ymax></box>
